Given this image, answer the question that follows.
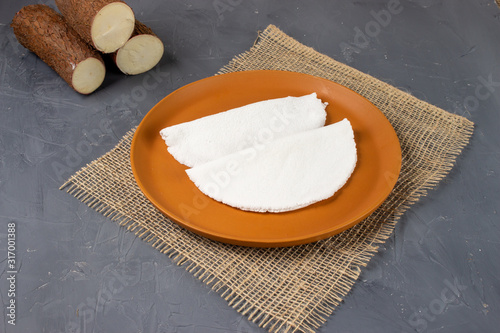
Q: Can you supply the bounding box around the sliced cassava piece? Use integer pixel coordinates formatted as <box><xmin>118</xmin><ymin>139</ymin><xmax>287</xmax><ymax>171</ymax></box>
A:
<box><xmin>186</xmin><ymin>119</ymin><xmax>358</xmax><ymax>213</ymax></box>
<box><xmin>160</xmin><ymin>93</ymin><xmax>328</xmax><ymax>167</ymax></box>
<box><xmin>11</xmin><ymin>4</ymin><xmax>106</xmax><ymax>95</ymax></box>
<box><xmin>55</xmin><ymin>0</ymin><xmax>135</xmax><ymax>53</ymax></box>
<box><xmin>114</xmin><ymin>20</ymin><xmax>164</xmax><ymax>75</ymax></box>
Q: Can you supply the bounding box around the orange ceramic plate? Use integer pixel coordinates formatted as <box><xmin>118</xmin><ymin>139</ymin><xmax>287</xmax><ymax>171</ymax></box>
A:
<box><xmin>131</xmin><ymin>70</ymin><xmax>401</xmax><ymax>247</ymax></box>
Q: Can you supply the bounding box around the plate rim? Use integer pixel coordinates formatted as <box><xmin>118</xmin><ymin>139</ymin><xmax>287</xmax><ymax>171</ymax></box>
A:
<box><xmin>131</xmin><ymin>70</ymin><xmax>402</xmax><ymax>247</ymax></box>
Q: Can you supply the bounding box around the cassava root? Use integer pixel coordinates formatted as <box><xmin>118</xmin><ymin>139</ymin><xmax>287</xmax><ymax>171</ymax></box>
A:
<box><xmin>11</xmin><ymin>4</ymin><xmax>106</xmax><ymax>94</ymax></box>
<box><xmin>55</xmin><ymin>0</ymin><xmax>135</xmax><ymax>53</ymax></box>
<box><xmin>113</xmin><ymin>20</ymin><xmax>164</xmax><ymax>75</ymax></box>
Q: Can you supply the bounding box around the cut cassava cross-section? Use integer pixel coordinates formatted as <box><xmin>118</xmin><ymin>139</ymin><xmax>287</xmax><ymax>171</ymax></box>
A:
<box><xmin>11</xmin><ymin>4</ymin><xmax>106</xmax><ymax>95</ymax></box>
<box><xmin>55</xmin><ymin>0</ymin><xmax>135</xmax><ymax>53</ymax></box>
<box><xmin>113</xmin><ymin>21</ymin><xmax>164</xmax><ymax>75</ymax></box>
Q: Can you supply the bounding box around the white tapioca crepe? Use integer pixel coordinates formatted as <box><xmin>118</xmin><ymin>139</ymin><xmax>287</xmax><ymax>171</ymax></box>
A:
<box><xmin>186</xmin><ymin>119</ymin><xmax>357</xmax><ymax>213</ymax></box>
<box><xmin>160</xmin><ymin>93</ymin><xmax>327</xmax><ymax>167</ymax></box>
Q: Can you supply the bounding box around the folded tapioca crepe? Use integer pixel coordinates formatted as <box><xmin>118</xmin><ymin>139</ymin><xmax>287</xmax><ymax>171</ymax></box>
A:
<box><xmin>160</xmin><ymin>93</ymin><xmax>327</xmax><ymax>167</ymax></box>
<box><xmin>186</xmin><ymin>119</ymin><xmax>357</xmax><ymax>213</ymax></box>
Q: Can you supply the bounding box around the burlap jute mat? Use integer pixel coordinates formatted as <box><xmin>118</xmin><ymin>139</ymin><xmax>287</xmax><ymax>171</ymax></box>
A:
<box><xmin>62</xmin><ymin>25</ymin><xmax>474</xmax><ymax>332</ymax></box>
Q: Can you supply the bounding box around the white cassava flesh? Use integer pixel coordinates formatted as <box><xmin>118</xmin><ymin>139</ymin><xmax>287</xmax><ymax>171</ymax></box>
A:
<box><xmin>116</xmin><ymin>34</ymin><xmax>164</xmax><ymax>75</ymax></box>
<box><xmin>160</xmin><ymin>93</ymin><xmax>328</xmax><ymax>167</ymax></box>
<box><xmin>72</xmin><ymin>57</ymin><xmax>106</xmax><ymax>94</ymax></box>
<box><xmin>185</xmin><ymin>119</ymin><xmax>357</xmax><ymax>213</ymax></box>
<box><xmin>91</xmin><ymin>2</ymin><xmax>135</xmax><ymax>53</ymax></box>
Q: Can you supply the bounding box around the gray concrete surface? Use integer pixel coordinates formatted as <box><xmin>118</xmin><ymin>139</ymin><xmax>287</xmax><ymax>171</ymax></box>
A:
<box><xmin>0</xmin><ymin>0</ymin><xmax>499</xmax><ymax>332</ymax></box>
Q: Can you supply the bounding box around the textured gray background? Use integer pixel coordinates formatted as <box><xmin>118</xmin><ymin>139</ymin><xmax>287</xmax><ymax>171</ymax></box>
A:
<box><xmin>0</xmin><ymin>0</ymin><xmax>499</xmax><ymax>332</ymax></box>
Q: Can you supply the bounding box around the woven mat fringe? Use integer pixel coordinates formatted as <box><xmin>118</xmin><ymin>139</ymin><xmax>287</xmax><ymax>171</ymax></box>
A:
<box><xmin>61</xmin><ymin>25</ymin><xmax>473</xmax><ymax>333</ymax></box>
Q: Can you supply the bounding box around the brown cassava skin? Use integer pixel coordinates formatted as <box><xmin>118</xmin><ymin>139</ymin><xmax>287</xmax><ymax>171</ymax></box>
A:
<box><xmin>11</xmin><ymin>4</ymin><xmax>104</xmax><ymax>93</ymax></box>
<box><xmin>55</xmin><ymin>0</ymin><xmax>130</xmax><ymax>51</ymax></box>
<box><xmin>131</xmin><ymin>20</ymin><xmax>156</xmax><ymax>37</ymax></box>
